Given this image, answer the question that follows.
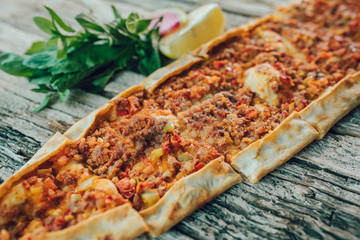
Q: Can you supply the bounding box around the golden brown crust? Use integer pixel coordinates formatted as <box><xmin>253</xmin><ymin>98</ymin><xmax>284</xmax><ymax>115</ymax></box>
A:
<box><xmin>34</xmin><ymin>204</ymin><xmax>147</xmax><ymax>240</ymax></box>
<box><xmin>64</xmin><ymin>85</ymin><xmax>144</xmax><ymax>142</ymax></box>
<box><xmin>299</xmin><ymin>72</ymin><xmax>360</xmax><ymax>139</ymax></box>
<box><xmin>140</xmin><ymin>54</ymin><xmax>203</xmax><ymax>93</ymax></box>
<box><xmin>0</xmin><ymin>132</ymin><xmax>70</xmax><ymax>199</ymax></box>
<box><xmin>194</xmin><ymin>15</ymin><xmax>275</xmax><ymax>59</ymax></box>
<box><xmin>140</xmin><ymin>157</ymin><xmax>241</xmax><ymax>237</ymax></box>
<box><xmin>230</xmin><ymin>112</ymin><xmax>319</xmax><ymax>183</ymax></box>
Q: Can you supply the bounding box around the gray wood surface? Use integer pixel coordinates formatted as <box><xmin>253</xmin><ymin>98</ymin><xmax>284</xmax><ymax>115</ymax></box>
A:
<box><xmin>0</xmin><ymin>0</ymin><xmax>359</xmax><ymax>239</ymax></box>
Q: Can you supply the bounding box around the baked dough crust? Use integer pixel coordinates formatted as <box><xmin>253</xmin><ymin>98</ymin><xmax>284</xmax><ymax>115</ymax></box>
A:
<box><xmin>0</xmin><ymin>132</ymin><xmax>70</xmax><ymax>200</ymax></box>
<box><xmin>141</xmin><ymin>54</ymin><xmax>203</xmax><ymax>93</ymax></box>
<box><xmin>299</xmin><ymin>72</ymin><xmax>360</xmax><ymax>139</ymax></box>
<box><xmin>194</xmin><ymin>15</ymin><xmax>275</xmax><ymax>59</ymax></box>
<box><xmin>0</xmin><ymin>133</ymin><xmax>148</xmax><ymax>239</ymax></box>
<box><xmin>230</xmin><ymin>112</ymin><xmax>318</xmax><ymax>183</ymax></box>
<box><xmin>35</xmin><ymin>203</ymin><xmax>147</xmax><ymax>240</ymax></box>
<box><xmin>140</xmin><ymin>157</ymin><xmax>241</xmax><ymax>237</ymax></box>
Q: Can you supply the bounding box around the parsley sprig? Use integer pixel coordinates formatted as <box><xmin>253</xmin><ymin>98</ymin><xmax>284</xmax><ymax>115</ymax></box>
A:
<box><xmin>0</xmin><ymin>6</ymin><xmax>162</xmax><ymax>111</ymax></box>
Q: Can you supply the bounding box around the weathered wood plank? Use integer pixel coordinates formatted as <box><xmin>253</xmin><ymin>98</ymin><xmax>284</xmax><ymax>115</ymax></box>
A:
<box><xmin>331</xmin><ymin>107</ymin><xmax>360</xmax><ymax>138</ymax></box>
<box><xmin>0</xmin><ymin>0</ymin><xmax>360</xmax><ymax>239</ymax></box>
<box><xmin>296</xmin><ymin>132</ymin><xmax>360</xmax><ymax>181</ymax></box>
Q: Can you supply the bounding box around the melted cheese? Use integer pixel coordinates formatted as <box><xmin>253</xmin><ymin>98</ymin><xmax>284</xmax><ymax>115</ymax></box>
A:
<box><xmin>244</xmin><ymin>63</ymin><xmax>280</xmax><ymax>106</ymax></box>
<box><xmin>257</xmin><ymin>29</ymin><xmax>307</xmax><ymax>63</ymax></box>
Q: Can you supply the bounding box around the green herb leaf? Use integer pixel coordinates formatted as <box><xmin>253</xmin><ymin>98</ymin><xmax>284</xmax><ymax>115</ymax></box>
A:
<box><xmin>0</xmin><ymin>6</ymin><xmax>165</xmax><ymax>112</ymax></box>
<box><xmin>58</xmin><ymin>89</ymin><xmax>70</xmax><ymax>102</ymax></box>
<box><xmin>76</xmin><ymin>14</ymin><xmax>105</xmax><ymax>33</ymax></box>
<box><xmin>33</xmin><ymin>16</ymin><xmax>55</xmax><ymax>35</ymax></box>
<box><xmin>26</xmin><ymin>38</ymin><xmax>58</xmax><ymax>55</ymax></box>
<box><xmin>45</xmin><ymin>6</ymin><xmax>75</xmax><ymax>33</ymax></box>
<box><xmin>23</xmin><ymin>51</ymin><xmax>59</xmax><ymax>69</ymax></box>
<box><xmin>33</xmin><ymin>93</ymin><xmax>54</xmax><ymax>112</ymax></box>
<box><xmin>111</xmin><ymin>5</ymin><xmax>121</xmax><ymax>19</ymax></box>
<box><xmin>56</xmin><ymin>37</ymin><xmax>67</xmax><ymax>59</ymax></box>
<box><xmin>0</xmin><ymin>53</ymin><xmax>35</xmax><ymax>77</ymax></box>
<box><xmin>31</xmin><ymin>88</ymin><xmax>49</xmax><ymax>93</ymax></box>
<box><xmin>90</xmin><ymin>70</ymin><xmax>116</xmax><ymax>92</ymax></box>
<box><xmin>126</xmin><ymin>13</ymin><xmax>152</xmax><ymax>34</ymax></box>
<box><xmin>137</xmin><ymin>28</ymin><xmax>161</xmax><ymax>75</ymax></box>
<box><xmin>29</xmin><ymin>75</ymin><xmax>52</xmax><ymax>85</ymax></box>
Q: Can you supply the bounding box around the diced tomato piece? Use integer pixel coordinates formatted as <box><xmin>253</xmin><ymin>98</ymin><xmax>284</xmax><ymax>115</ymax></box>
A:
<box><xmin>349</xmin><ymin>20</ymin><xmax>360</xmax><ymax>32</ymax></box>
<box><xmin>170</xmin><ymin>133</ymin><xmax>182</xmax><ymax>148</ymax></box>
<box><xmin>195</xmin><ymin>162</ymin><xmax>205</xmax><ymax>171</ymax></box>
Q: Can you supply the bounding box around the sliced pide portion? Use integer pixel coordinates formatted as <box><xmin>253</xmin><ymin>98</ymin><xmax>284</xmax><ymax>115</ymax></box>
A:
<box><xmin>0</xmin><ymin>134</ymin><xmax>147</xmax><ymax>240</ymax></box>
<box><xmin>278</xmin><ymin>0</ymin><xmax>360</xmax><ymax>41</ymax></box>
<box><xmin>76</xmin><ymin>106</ymin><xmax>227</xmax><ymax>211</ymax></box>
<box><xmin>140</xmin><ymin>157</ymin><xmax>241</xmax><ymax>237</ymax></box>
<box><xmin>263</xmin><ymin>7</ymin><xmax>360</xmax><ymax>89</ymax></box>
<box><xmin>231</xmin><ymin>112</ymin><xmax>318</xmax><ymax>183</ymax></box>
<box><xmin>299</xmin><ymin>72</ymin><xmax>360</xmax><ymax>139</ymax></box>
<box><xmin>177</xmin><ymin>91</ymin><xmax>288</xmax><ymax>159</ymax></box>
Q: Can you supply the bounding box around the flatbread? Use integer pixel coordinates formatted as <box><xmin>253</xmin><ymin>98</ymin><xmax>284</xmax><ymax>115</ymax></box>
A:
<box><xmin>0</xmin><ymin>132</ymin><xmax>70</xmax><ymax>199</ymax></box>
<box><xmin>299</xmin><ymin>72</ymin><xmax>360</xmax><ymax>139</ymax></box>
<box><xmin>140</xmin><ymin>157</ymin><xmax>241</xmax><ymax>237</ymax></box>
<box><xmin>36</xmin><ymin>204</ymin><xmax>147</xmax><ymax>240</ymax></box>
<box><xmin>231</xmin><ymin>112</ymin><xmax>318</xmax><ymax>183</ymax></box>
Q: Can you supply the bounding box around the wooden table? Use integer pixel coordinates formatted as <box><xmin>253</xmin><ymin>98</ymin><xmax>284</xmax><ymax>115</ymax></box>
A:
<box><xmin>1</xmin><ymin>0</ymin><xmax>359</xmax><ymax>239</ymax></box>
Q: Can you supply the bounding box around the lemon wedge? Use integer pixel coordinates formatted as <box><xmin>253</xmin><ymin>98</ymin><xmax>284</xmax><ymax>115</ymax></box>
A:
<box><xmin>159</xmin><ymin>3</ymin><xmax>225</xmax><ymax>59</ymax></box>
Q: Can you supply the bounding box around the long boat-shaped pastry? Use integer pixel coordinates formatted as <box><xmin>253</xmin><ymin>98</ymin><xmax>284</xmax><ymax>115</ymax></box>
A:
<box><xmin>1</xmin><ymin>0</ymin><xmax>359</xmax><ymax>239</ymax></box>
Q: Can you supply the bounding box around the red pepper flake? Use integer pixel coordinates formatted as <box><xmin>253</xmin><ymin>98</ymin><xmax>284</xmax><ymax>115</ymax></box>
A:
<box><xmin>170</xmin><ymin>133</ymin><xmax>182</xmax><ymax>148</ymax></box>
<box><xmin>195</xmin><ymin>162</ymin><xmax>205</xmax><ymax>172</ymax></box>
<box><xmin>352</xmin><ymin>54</ymin><xmax>360</xmax><ymax>60</ymax></box>
<box><xmin>328</xmin><ymin>62</ymin><xmax>339</xmax><ymax>73</ymax></box>
<box><xmin>50</xmin><ymin>216</ymin><xmax>66</xmax><ymax>231</ymax></box>
<box><xmin>273</xmin><ymin>62</ymin><xmax>294</xmax><ymax>86</ymax></box>
<box><xmin>213</xmin><ymin>60</ymin><xmax>227</xmax><ymax>69</ymax></box>
<box><xmin>117</xmin><ymin>110</ymin><xmax>129</xmax><ymax>116</ymax></box>
<box><xmin>27</xmin><ymin>176</ymin><xmax>38</xmax><ymax>185</ymax></box>
<box><xmin>162</xmin><ymin>141</ymin><xmax>171</xmax><ymax>153</ymax></box>
<box><xmin>245</xmin><ymin>109</ymin><xmax>258</xmax><ymax>120</ymax></box>
<box><xmin>142</xmin><ymin>157</ymin><xmax>152</xmax><ymax>166</ymax></box>
<box><xmin>192</xmin><ymin>71</ymin><xmax>201</xmax><ymax>78</ymax></box>
<box><xmin>22</xmin><ymin>181</ymin><xmax>31</xmax><ymax>189</ymax></box>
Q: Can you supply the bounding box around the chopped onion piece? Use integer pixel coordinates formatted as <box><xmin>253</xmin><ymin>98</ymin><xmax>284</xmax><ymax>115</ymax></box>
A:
<box><xmin>141</xmin><ymin>190</ymin><xmax>160</xmax><ymax>208</ymax></box>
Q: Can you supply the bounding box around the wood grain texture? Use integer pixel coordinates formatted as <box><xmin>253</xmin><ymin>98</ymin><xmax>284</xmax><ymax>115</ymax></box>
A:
<box><xmin>0</xmin><ymin>0</ymin><xmax>359</xmax><ymax>239</ymax></box>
